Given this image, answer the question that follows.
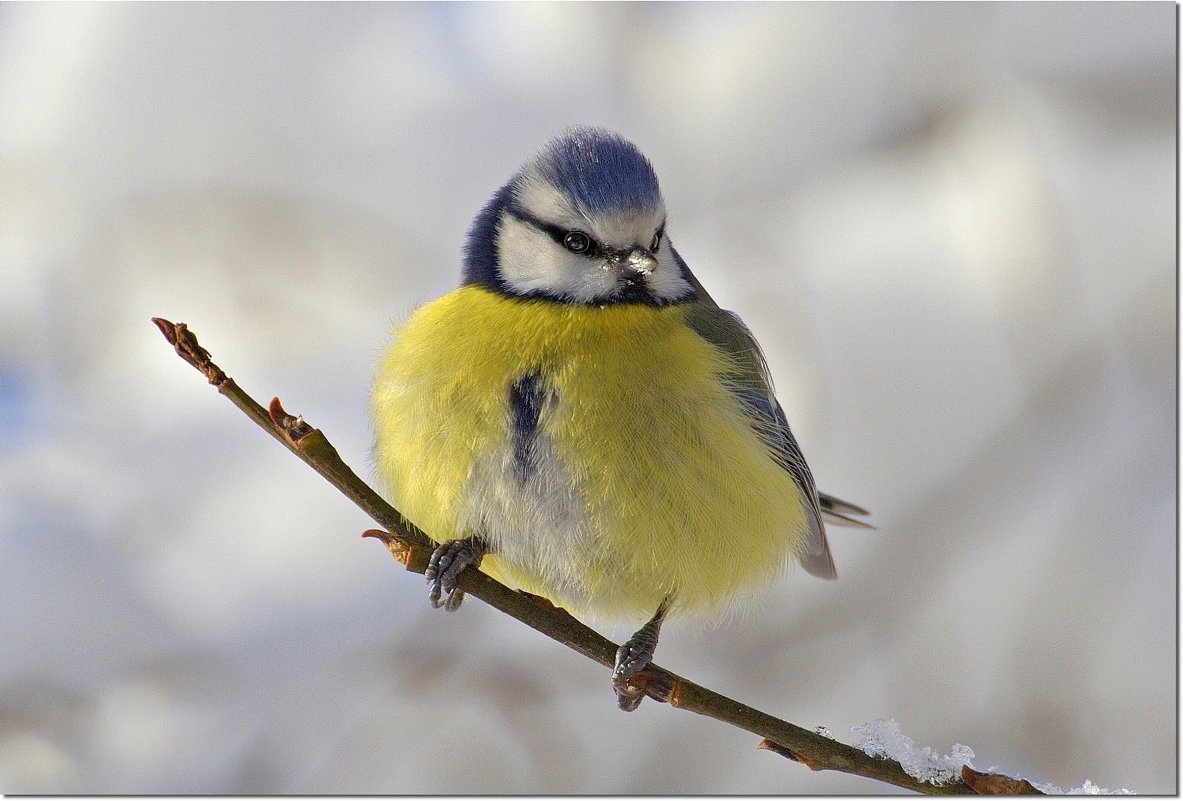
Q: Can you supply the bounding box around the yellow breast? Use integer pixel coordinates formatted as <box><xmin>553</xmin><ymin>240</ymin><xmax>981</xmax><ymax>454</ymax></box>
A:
<box><xmin>371</xmin><ymin>285</ymin><xmax>809</xmax><ymax>621</ymax></box>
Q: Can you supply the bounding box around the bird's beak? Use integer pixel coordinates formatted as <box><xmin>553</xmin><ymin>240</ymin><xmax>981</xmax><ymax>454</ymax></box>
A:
<box><xmin>609</xmin><ymin>248</ymin><xmax>658</xmax><ymax>283</ymax></box>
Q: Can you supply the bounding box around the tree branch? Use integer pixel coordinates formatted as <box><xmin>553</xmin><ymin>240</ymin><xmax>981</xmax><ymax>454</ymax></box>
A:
<box><xmin>151</xmin><ymin>316</ymin><xmax>1034</xmax><ymax>795</ymax></box>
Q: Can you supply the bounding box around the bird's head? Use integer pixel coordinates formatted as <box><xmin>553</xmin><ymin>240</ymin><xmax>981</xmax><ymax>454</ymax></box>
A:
<box><xmin>463</xmin><ymin>127</ymin><xmax>696</xmax><ymax>306</ymax></box>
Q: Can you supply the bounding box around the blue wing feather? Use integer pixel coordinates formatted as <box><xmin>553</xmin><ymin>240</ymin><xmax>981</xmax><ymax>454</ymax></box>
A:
<box><xmin>682</xmin><ymin>299</ymin><xmax>838</xmax><ymax>578</ymax></box>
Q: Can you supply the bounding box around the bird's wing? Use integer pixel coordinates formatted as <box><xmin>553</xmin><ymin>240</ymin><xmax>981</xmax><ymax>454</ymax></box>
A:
<box><xmin>681</xmin><ymin>289</ymin><xmax>868</xmax><ymax>579</ymax></box>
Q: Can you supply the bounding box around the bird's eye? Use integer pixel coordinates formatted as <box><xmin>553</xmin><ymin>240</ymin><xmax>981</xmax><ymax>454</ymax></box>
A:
<box><xmin>649</xmin><ymin>229</ymin><xmax>663</xmax><ymax>252</ymax></box>
<box><xmin>563</xmin><ymin>231</ymin><xmax>591</xmax><ymax>253</ymax></box>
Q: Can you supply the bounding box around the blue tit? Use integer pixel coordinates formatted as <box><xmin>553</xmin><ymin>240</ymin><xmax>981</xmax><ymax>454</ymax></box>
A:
<box><xmin>371</xmin><ymin>127</ymin><xmax>869</xmax><ymax>710</ymax></box>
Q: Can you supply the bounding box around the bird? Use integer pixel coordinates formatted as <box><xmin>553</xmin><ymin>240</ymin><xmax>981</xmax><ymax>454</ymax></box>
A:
<box><xmin>370</xmin><ymin>127</ymin><xmax>869</xmax><ymax>710</ymax></box>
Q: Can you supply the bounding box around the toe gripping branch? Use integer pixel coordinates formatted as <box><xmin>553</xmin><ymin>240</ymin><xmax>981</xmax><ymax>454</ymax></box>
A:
<box><xmin>425</xmin><ymin>537</ymin><xmax>487</xmax><ymax>611</ymax></box>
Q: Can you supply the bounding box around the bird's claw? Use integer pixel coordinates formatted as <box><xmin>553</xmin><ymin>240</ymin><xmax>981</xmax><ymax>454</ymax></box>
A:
<box><xmin>613</xmin><ymin>641</ymin><xmax>653</xmax><ymax>684</ymax></box>
<box><xmin>612</xmin><ymin>632</ymin><xmax>659</xmax><ymax>711</ymax></box>
<box><xmin>425</xmin><ymin>537</ymin><xmax>485</xmax><ymax>611</ymax></box>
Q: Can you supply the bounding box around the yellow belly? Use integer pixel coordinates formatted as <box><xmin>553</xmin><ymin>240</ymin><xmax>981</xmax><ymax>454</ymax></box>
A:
<box><xmin>371</xmin><ymin>285</ymin><xmax>809</xmax><ymax>621</ymax></box>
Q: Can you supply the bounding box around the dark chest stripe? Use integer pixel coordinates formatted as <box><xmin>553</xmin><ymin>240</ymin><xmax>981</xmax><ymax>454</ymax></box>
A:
<box><xmin>509</xmin><ymin>372</ymin><xmax>550</xmax><ymax>483</ymax></box>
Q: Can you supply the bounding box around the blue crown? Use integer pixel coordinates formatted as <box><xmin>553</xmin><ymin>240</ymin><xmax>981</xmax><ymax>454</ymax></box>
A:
<box><xmin>532</xmin><ymin>128</ymin><xmax>662</xmax><ymax>216</ymax></box>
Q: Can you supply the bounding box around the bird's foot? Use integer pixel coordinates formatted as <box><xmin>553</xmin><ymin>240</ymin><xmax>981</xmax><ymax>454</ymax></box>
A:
<box><xmin>424</xmin><ymin>537</ymin><xmax>486</xmax><ymax>611</ymax></box>
<box><xmin>612</xmin><ymin>605</ymin><xmax>667</xmax><ymax>711</ymax></box>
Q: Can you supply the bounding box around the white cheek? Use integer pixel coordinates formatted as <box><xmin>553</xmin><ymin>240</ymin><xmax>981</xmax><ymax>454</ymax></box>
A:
<box><xmin>495</xmin><ymin>216</ymin><xmax>616</xmax><ymax>301</ymax></box>
<box><xmin>648</xmin><ymin>248</ymin><xmax>694</xmax><ymax>302</ymax></box>
<box><xmin>495</xmin><ymin>217</ymin><xmax>553</xmax><ymax>290</ymax></box>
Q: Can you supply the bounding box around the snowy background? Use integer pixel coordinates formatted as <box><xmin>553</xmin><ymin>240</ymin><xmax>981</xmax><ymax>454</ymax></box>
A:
<box><xmin>0</xmin><ymin>2</ymin><xmax>1175</xmax><ymax>794</ymax></box>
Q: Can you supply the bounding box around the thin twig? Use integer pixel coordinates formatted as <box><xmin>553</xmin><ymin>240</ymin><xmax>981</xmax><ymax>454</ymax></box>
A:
<box><xmin>152</xmin><ymin>316</ymin><xmax>1033</xmax><ymax>795</ymax></box>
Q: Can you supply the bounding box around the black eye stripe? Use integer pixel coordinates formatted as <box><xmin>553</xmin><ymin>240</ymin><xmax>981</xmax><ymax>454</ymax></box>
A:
<box><xmin>506</xmin><ymin>205</ymin><xmax>603</xmax><ymax>255</ymax></box>
<box><xmin>505</xmin><ymin>205</ymin><xmax>666</xmax><ymax>257</ymax></box>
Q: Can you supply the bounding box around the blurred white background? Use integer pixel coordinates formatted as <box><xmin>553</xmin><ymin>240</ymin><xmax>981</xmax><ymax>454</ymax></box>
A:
<box><xmin>0</xmin><ymin>2</ymin><xmax>1175</xmax><ymax>794</ymax></box>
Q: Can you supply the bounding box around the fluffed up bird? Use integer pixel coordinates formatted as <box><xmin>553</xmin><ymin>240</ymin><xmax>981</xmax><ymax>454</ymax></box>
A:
<box><xmin>371</xmin><ymin>127</ymin><xmax>870</xmax><ymax>710</ymax></box>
